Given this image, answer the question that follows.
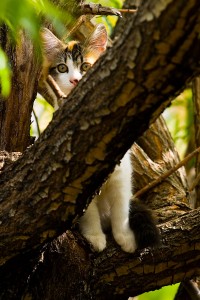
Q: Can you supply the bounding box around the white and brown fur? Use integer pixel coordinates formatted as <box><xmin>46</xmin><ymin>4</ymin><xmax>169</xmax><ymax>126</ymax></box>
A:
<box><xmin>39</xmin><ymin>25</ymin><xmax>160</xmax><ymax>253</ymax></box>
<box><xmin>39</xmin><ymin>24</ymin><xmax>107</xmax><ymax>109</ymax></box>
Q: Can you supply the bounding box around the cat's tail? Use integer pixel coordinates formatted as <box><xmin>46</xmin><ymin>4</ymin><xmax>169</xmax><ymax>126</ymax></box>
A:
<box><xmin>129</xmin><ymin>200</ymin><xmax>161</xmax><ymax>249</ymax></box>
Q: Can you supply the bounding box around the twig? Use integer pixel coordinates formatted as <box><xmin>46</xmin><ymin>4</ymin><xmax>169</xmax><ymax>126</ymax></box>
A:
<box><xmin>80</xmin><ymin>3</ymin><xmax>122</xmax><ymax>17</ymax></box>
<box><xmin>32</xmin><ymin>108</ymin><xmax>41</xmax><ymax>137</ymax></box>
<box><xmin>63</xmin><ymin>15</ymin><xmax>92</xmax><ymax>40</ymax></box>
<box><xmin>133</xmin><ymin>146</ymin><xmax>200</xmax><ymax>199</ymax></box>
<box><xmin>46</xmin><ymin>75</ymin><xmax>66</xmax><ymax>100</ymax></box>
<box><xmin>80</xmin><ymin>4</ymin><xmax>138</xmax><ymax>17</ymax></box>
<box><xmin>65</xmin><ymin>6</ymin><xmax>137</xmax><ymax>40</ymax></box>
<box><xmin>118</xmin><ymin>9</ymin><xmax>138</xmax><ymax>14</ymax></box>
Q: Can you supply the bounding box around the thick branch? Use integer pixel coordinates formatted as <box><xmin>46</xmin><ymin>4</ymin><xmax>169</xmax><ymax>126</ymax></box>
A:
<box><xmin>22</xmin><ymin>208</ymin><xmax>200</xmax><ymax>299</ymax></box>
<box><xmin>0</xmin><ymin>114</ymin><xmax>193</xmax><ymax>299</ymax></box>
<box><xmin>1</xmin><ymin>0</ymin><xmax>200</xmax><ymax>265</ymax></box>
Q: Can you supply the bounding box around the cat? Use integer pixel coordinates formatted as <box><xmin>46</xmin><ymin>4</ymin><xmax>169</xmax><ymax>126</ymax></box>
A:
<box><xmin>79</xmin><ymin>150</ymin><xmax>137</xmax><ymax>253</ymax></box>
<box><xmin>79</xmin><ymin>150</ymin><xmax>160</xmax><ymax>253</ymax></box>
<box><xmin>39</xmin><ymin>24</ymin><xmax>107</xmax><ymax>109</ymax></box>
<box><xmin>39</xmin><ymin>24</ymin><xmax>160</xmax><ymax>253</ymax></box>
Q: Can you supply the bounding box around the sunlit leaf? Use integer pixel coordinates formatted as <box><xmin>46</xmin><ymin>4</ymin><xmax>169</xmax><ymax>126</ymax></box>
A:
<box><xmin>138</xmin><ymin>283</ymin><xmax>179</xmax><ymax>300</ymax></box>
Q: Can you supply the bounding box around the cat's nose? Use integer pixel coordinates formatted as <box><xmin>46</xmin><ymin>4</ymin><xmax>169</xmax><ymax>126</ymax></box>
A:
<box><xmin>70</xmin><ymin>79</ymin><xmax>79</xmax><ymax>86</ymax></box>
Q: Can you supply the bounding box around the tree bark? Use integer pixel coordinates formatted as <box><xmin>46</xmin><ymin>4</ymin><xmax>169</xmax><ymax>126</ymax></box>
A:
<box><xmin>0</xmin><ymin>0</ymin><xmax>200</xmax><ymax>298</ymax></box>
<box><xmin>192</xmin><ymin>77</ymin><xmax>200</xmax><ymax>208</ymax></box>
<box><xmin>1</xmin><ymin>0</ymin><xmax>200</xmax><ymax>264</ymax></box>
<box><xmin>0</xmin><ymin>28</ymin><xmax>39</xmax><ymax>151</ymax></box>
<box><xmin>0</xmin><ymin>115</ymin><xmax>195</xmax><ymax>300</ymax></box>
<box><xmin>19</xmin><ymin>208</ymin><xmax>200</xmax><ymax>300</ymax></box>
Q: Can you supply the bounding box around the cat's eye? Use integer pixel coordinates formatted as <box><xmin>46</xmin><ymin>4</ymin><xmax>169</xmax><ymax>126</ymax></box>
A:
<box><xmin>81</xmin><ymin>62</ymin><xmax>91</xmax><ymax>72</ymax></box>
<box><xmin>57</xmin><ymin>63</ymin><xmax>68</xmax><ymax>73</ymax></box>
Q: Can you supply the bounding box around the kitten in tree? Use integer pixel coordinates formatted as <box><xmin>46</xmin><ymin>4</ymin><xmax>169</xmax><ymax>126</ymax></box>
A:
<box><xmin>39</xmin><ymin>24</ymin><xmax>160</xmax><ymax>253</ymax></box>
<box><xmin>39</xmin><ymin>24</ymin><xmax>107</xmax><ymax>110</ymax></box>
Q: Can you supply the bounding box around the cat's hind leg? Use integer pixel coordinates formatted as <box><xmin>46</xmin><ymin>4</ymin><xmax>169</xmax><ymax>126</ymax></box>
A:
<box><xmin>111</xmin><ymin>199</ymin><xmax>137</xmax><ymax>253</ymax></box>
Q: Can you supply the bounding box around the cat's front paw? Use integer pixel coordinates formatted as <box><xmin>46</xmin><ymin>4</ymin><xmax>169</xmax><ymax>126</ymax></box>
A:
<box><xmin>113</xmin><ymin>228</ymin><xmax>137</xmax><ymax>253</ymax></box>
<box><xmin>83</xmin><ymin>233</ymin><xmax>107</xmax><ymax>252</ymax></box>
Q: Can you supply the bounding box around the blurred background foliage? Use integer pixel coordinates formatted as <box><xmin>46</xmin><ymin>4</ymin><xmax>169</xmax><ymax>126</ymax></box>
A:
<box><xmin>1</xmin><ymin>0</ymin><xmax>195</xmax><ymax>299</ymax></box>
<box><xmin>163</xmin><ymin>89</ymin><xmax>194</xmax><ymax>160</ymax></box>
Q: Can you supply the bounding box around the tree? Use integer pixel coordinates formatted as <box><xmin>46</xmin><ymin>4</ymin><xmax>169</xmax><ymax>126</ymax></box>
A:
<box><xmin>0</xmin><ymin>0</ymin><xmax>200</xmax><ymax>299</ymax></box>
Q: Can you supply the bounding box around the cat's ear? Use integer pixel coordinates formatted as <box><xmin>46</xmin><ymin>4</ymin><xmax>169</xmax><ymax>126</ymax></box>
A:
<box><xmin>40</xmin><ymin>28</ymin><xmax>64</xmax><ymax>61</ymax></box>
<box><xmin>84</xmin><ymin>24</ymin><xmax>108</xmax><ymax>63</ymax></box>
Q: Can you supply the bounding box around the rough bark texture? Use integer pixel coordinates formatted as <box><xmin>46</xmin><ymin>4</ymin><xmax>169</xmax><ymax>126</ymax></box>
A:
<box><xmin>192</xmin><ymin>77</ymin><xmax>200</xmax><ymax>208</ymax></box>
<box><xmin>132</xmin><ymin>116</ymin><xmax>190</xmax><ymax>221</ymax></box>
<box><xmin>11</xmin><ymin>208</ymin><xmax>198</xmax><ymax>300</ymax></box>
<box><xmin>0</xmin><ymin>0</ymin><xmax>200</xmax><ymax>298</ymax></box>
<box><xmin>1</xmin><ymin>0</ymin><xmax>200</xmax><ymax>264</ymax></box>
<box><xmin>0</xmin><ymin>115</ymin><xmax>195</xmax><ymax>300</ymax></box>
<box><xmin>0</xmin><ymin>28</ymin><xmax>39</xmax><ymax>151</ymax></box>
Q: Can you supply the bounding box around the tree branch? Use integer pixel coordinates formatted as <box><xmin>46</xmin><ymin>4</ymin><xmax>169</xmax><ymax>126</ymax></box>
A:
<box><xmin>32</xmin><ymin>109</ymin><xmax>41</xmax><ymax>137</ymax></box>
<box><xmin>22</xmin><ymin>208</ymin><xmax>200</xmax><ymax>299</ymax></box>
<box><xmin>133</xmin><ymin>146</ymin><xmax>200</xmax><ymax>199</ymax></box>
<box><xmin>119</xmin><ymin>8</ymin><xmax>138</xmax><ymax>14</ymax></box>
<box><xmin>80</xmin><ymin>3</ymin><xmax>122</xmax><ymax>17</ymax></box>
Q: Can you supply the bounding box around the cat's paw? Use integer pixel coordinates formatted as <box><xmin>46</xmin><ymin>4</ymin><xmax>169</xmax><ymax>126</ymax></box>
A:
<box><xmin>83</xmin><ymin>233</ymin><xmax>107</xmax><ymax>252</ymax></box>
<box><xmin>113</xmin><ymin>228</ymin><xmax>137</xmax><ymax>253</ymax></box>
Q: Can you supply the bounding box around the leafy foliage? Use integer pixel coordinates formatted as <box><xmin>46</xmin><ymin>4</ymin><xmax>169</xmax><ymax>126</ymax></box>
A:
<box><xmin>0</xmin><ymin>0</ymin><xmax>72</xmax><ymax>96</ymax></box>
<box><xmin>0</xmin><ymin>0</ymin><xmax>70</xmax><ymax>42</ymax></box>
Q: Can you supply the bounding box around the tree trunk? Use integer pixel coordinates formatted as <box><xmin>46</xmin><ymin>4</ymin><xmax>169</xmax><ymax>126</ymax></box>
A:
<box><xmin>192</xmin><ymin>77</ymin><xmax>200</xmax><ymax>208</ymax></box>
<box><xmin>0</xmin><ymin>0</ymin><xmax>200</xmax><ymax>298</ymax></box>
<box><xmin>0</xmin><ymin>28</ymin><xmax>39</xmax><ymax>151</ymax></box>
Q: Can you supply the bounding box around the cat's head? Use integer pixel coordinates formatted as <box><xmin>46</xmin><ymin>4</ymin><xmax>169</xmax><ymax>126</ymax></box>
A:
<box><xmin>41</xmin><ymin>24</ymin><xmax>108</xmax><ymax>97</ymax></box>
